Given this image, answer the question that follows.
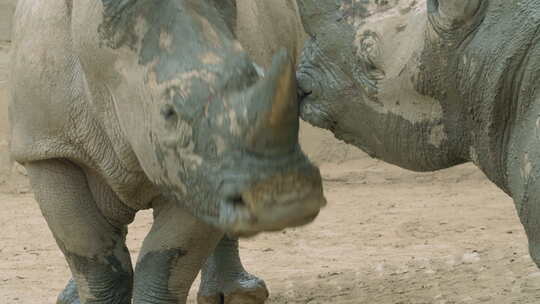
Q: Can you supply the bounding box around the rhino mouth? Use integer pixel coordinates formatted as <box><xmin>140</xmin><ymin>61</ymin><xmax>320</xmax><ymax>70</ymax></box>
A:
<box><xmin>221</xmin><ymin>190</ymin><xmax>325</xmax><ymax>238</ymax></box>
<box><xmin>215</xmin><ymin>159</ymin><xmax>327</xmax><ymax>237</ymax></box>
<box><xmin>296</xmin><ymin>72</ymin><xmax>334</xmax><ymax>130</ymax></box>
<box><xmin>296</xmin><ymin>37</ymin><xmax>340</xmax><ymax>131</ymax></box>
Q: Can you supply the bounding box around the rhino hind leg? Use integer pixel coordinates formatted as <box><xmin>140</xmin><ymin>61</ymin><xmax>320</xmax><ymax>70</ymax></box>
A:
<box><xmin>26</xmin><ymin>159</ymin><xmax>133</xmax><ymax>304</ymax></box>
<box><xmin>198</xmin><ymin>236</ymin><xmax>269</xmax><ymax>304</ymax></box>
<box><xmin>56</xmin><ymin>278</ymin><xmax>80</xmax><ymax>304</ymax></box>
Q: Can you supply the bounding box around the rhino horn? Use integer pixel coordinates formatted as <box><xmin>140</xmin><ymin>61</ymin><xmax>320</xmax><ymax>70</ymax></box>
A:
<box><xmin>245</xmin><ymin>48</ymin><xmax>299</xmax><ymax>155</ymax></box>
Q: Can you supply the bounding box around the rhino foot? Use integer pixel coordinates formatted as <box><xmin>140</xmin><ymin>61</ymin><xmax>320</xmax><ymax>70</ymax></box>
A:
<box><xmin>56</xmin><ymin>278</ymin><xmax>80</xmax><ymax>304</ymax></box>
<box><xmin>197</xmin><ymin>272</ymin><xmax>269</xmax><ymax>304</ymax></box>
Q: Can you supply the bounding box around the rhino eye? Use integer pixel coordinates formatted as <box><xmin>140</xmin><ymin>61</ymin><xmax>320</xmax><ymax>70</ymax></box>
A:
<box><xmin>160</xmin><ymin>104</ymin><xmax>178</xmax><ymax>122</ymax></box>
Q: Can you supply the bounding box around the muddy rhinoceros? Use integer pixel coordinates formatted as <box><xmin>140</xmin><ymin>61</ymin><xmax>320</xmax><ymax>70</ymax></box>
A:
<box><xmin>296</xmin><ymin>0</ymin><xmax>540</xmax><ymax>281</ymax></box>
<box><xmin>204</xmin><ymin>0</ymin><xmax>540</xmax><ymax>301</ymax></box>
<box><xmin>9</xmin><ymin>0</ymin><xmax>326</xmax><ymax>303</ymax></box>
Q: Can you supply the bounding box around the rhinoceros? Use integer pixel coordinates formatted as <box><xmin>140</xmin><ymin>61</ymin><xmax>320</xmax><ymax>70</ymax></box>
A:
<box><xmin>9</xmin><ymin>0</ymin><xmax>326</xmax><ymax>303</ymax></box>
<box><xmin>296</xmin><ymin>0</ymin><xmax>540</xmax><ymax>287</ymax></box>
<box><xmin>201</xmin><ymin>0</ymin><xmax>540</xmax><ymax>302</ymax></box>
<box><xmin>298</xmin><ymin>0</ymin><xmax>540</xmax><ymax>210</ymax></box>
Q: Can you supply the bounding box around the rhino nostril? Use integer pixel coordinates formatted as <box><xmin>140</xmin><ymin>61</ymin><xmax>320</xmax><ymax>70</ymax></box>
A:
<box><xmin>297</xmin><ymin>87</ymin><xmax>313</xmax><ymax>101</ymax></box>
<box><xmin>160</xmin><ymin>104</ymin><xmax>178</xmax><ymax>122</ymax></box>
<box><xmin>297</xmin><ymin>71</ymin><xmax>319</xmax><ymax>101</ymax></box>
<box><xmin>227</xmin><ymin>195</ymin><xmax>245</xmax><ymax>208</ymax></box>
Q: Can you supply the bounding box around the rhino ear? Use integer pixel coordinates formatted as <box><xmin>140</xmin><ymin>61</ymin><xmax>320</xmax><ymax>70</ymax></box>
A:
<box><xmin>430</xmin><ymin>0</ymin><xmax>483</xmax><ymax>25</ymax></box>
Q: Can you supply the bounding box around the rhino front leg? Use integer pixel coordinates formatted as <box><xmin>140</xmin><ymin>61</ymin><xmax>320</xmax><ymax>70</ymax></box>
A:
<box><xmin>26</xmin><ymin>159</ymin><xmax>133</xmax><ymax>304</ymax></box>
<box><xmin>509</xmin><ymin>148</ymin><xmax>540</xmax><ymax>270</ymax></box>
<box><xmin>133</xmin><ymin>198</ymin><xmax>222</xmax><ymax>304</ymax></box>
<box><xmin>505</xmin><ymin>88</ymin><xmax>540</xmax><ymax>271</ymax></box>
<box><xmin>198</xmin><ymin>236</ymin><xmax>269</xmax><ymax>304</ymax></box>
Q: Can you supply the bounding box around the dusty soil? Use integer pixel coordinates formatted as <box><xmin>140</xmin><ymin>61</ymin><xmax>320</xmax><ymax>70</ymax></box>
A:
<box><xmin>3</xmin><ymin>156</ymin><xmax>540</xmax><ymax>304</ymax></box>
<box><xmin>2</xmin><ymin>40</ymin><xmax>540</xmax><ymax>304</ymax></box>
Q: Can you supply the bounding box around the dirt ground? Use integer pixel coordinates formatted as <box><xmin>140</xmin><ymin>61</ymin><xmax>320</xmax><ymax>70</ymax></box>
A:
<box><xmin>2</xmin><ymin>42</ymin><xmax>540</xmax><ymax>304</ymax></box>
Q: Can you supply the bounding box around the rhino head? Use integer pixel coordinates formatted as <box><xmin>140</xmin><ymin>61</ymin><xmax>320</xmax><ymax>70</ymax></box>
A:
<box><xmin>97</xmin><ymin>0</ymin><xmax>326</xmax><ymax>236</ymax></box>
<box><xmin>296</xmin><ymin>0</ymin><xmax>492</xmax><ymax>170</ymax></box>
<box><xmin>297</xmin><ymin>0</ymin><xmax>540</xmax><ymax>186</ymax></box>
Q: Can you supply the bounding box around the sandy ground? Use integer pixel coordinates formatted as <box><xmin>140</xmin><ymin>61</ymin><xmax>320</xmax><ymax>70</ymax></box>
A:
<box><xmin>2</xmin><ymin>41</ymin><xmax>540</xmax><ymax>304</ymax></box>
<box><xmin>3</xmin><ymin>157</ymin><xmax>540</xmax><ymax>304</ymax></box>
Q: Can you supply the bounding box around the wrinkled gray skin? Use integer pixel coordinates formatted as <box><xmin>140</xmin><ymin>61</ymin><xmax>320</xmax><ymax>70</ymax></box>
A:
<box><xmin>9</xmin><ymin>0</ymin><xmax>326</xmax><ymax>303</ymax></box>
<box><xmin>297</xmin><ymin>0</ymin><xmax>540</xmax><ymax>276</ymax></box>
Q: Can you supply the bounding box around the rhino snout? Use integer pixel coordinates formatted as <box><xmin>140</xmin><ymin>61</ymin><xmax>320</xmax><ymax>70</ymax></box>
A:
<box><xmin>297</xmin><ymin>70</ymin><xmax>334</xmax><ymax>130</ymax></box>
<box><xmin>218</xmin><ymin>161</ymin><xmax>326</xmax><ymax>237</ymax></box>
